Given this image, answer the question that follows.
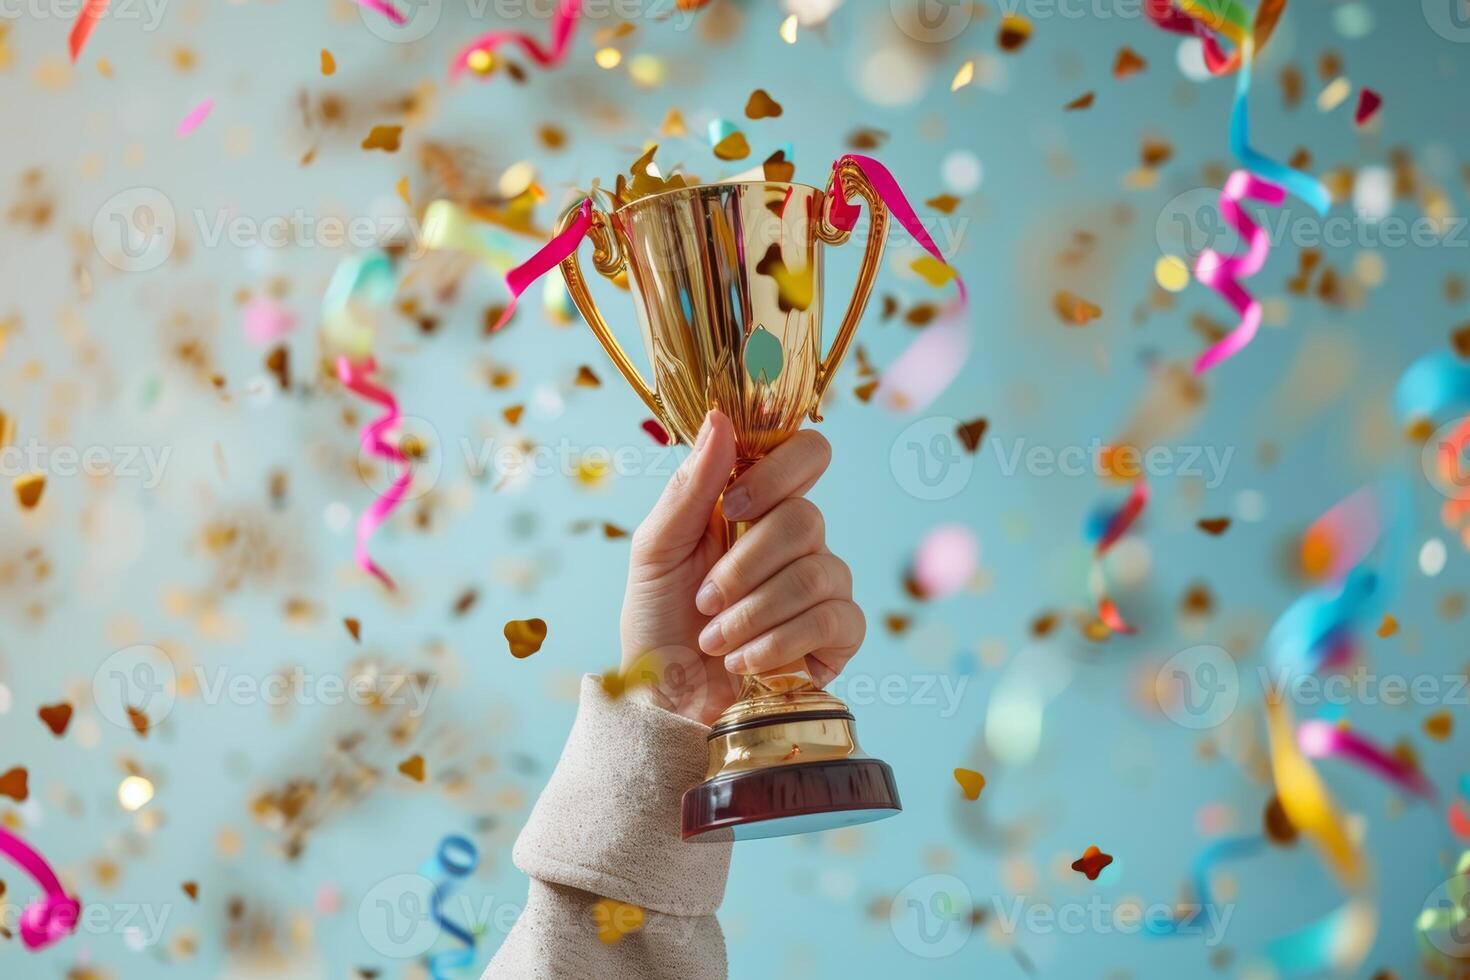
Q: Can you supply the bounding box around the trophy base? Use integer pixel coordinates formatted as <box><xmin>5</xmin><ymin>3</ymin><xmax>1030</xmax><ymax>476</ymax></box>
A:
<box><xmin>681</xmin><ymin>690</ymin><xmax>901</xmax><ymax>841</ymax></box>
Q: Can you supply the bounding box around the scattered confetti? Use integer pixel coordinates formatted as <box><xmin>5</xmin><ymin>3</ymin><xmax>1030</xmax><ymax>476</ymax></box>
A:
<box><xmin>37</xmin><ymin>703</ymin><xmax>71</xmax><ymax>737</ymax></box>
<box><xmin>397</xmin><ymin>754</ymin><xmax>425</xmax><ymax>782</ymax></box>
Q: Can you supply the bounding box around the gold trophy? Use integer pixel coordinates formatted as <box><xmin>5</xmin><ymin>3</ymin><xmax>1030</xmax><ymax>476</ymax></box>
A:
<box><xmin>558</xmin><ymin>159</ymin><xmax>901</xmax><ymax>840</ymax></box>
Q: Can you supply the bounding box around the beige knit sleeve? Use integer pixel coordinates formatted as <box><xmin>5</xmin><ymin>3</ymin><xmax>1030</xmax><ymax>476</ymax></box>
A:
<box><xmin>481</xmin><ymin>675</ymin><xmax>732</xmax><ymax>980</ymax></box>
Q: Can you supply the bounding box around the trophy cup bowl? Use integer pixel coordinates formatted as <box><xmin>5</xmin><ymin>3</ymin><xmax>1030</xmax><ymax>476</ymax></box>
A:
<box><xmin>558</xmin><ymin>159</ymin><xmax>902</xmax><ymax>840</ymax></box>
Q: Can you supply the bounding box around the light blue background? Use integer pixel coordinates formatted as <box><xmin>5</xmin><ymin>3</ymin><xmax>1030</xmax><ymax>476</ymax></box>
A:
<box><xmin>2</xmin><ymin>0</ymin><xmax>1469</xmax><ymax>977</ymax></box>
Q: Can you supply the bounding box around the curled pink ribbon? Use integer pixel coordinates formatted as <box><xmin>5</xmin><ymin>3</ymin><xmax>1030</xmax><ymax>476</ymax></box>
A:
<box><xmin>1298</xmin><ymin>719</ymin><xmax>1435</xmax><ymax>800</ymax></box>
<box><xmin>451</xmin><ymin>0</ymin><xmax>580</xmax><ymax>79</ymax></box>
<box><xmin>337</xmin><ymin>357</ymin><xmax>412</xmax><ymax>589</ymax></box>
<box><xmin>0</xmin><ymin>827</ymin><xmax>80</xmax><ymax>951</ymax></box>
<box><xmin>1191</xmin><ymin>169</ymin><xmax>1284</xmax><ymax>374</ymax></box>
<box><xmin>490</xmin><ymin>199</ymin><xmax>592</xmax><ymax>333</ymax></box>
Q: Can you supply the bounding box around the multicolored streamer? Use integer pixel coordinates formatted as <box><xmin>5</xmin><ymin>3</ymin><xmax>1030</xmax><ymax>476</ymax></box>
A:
<box><xmin>451</xmin><ymin>0</ymin><xmax>580</xmax><ymax>79</ymax></box>
<box><xmin>0</xmin><ymin>827</ymin><xmax>80</xmax><ymax>951</ymax></box>
<box><xmin>1297</xmin><ymin>719</ymin><xmax>1436</xmax><ymax>800</ymax></box>
<box><xmin>1228</xmin><ymin>40</ymin><xmax>1332</xmax><ymax>217</ymax></box>
<box><xmin>337</xmin><ymin>357</ymin><xmax>411</xmax><ymax>589</ymax></box>
<box><xmin>1416</xmin><ymin>850</ymin><xmax>1470</xmax><ymax>966</ymax></box>
<box><xmin>1084</xmin><ymin>479</ymin><xmax>1149</xmax><ymax>634</ymax></box>
<box><xmin>423</xmin><ymin>835</ymin><xmax>480</xmax><ymax>978</ymax></box>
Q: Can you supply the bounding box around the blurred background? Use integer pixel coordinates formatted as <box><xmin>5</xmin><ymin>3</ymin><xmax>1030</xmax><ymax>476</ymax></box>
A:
<box><xmin>2</xmin><ymin>0</ymin><xmax>1469</xmax><ymax>976</ymax></box>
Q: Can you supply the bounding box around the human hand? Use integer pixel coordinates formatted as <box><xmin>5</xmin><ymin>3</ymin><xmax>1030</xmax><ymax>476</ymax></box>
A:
<box><xmin>619</xmin><ymin>410</ymin><xmax>866</xmax><ymax>725</ymax></box>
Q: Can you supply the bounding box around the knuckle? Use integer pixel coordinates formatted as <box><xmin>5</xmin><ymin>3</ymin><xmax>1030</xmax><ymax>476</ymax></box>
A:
<box><xmin>793</xmin><ymin>554</ymin><xmax>831</xmax><ymax>596</ymax></box>
<box><xmin>779</xmin><ymin>497</ymin><xmax>824</xmax><ymax>542</ymax></box>
<box><xmin>811</xmin><ymin>601</ymin><xmax>842</xmax><ymax>640</ymax></box>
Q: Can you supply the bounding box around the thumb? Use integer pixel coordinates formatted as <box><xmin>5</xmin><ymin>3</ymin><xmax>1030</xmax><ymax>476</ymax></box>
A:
<box><xmin>636</xmin><ymin>410</ymin><xmax>736</xmax><ymax>558</ymax></box>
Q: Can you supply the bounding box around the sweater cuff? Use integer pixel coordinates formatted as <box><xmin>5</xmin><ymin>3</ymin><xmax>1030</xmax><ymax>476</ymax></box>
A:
<box><xmin>512</xmin><ymin>675</ymin><xmax>731</xmax><ymax>917</ymax></box>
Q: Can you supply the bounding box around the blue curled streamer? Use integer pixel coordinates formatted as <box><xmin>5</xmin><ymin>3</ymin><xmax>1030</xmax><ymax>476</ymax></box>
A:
<box><xmin>421</xmin><ymin>835</ymin><xmax>480</xmax><ymax>979</ymax></box>
<box><xmin>1147</xmin><ymin>835</ymin><xmax>1266</xmax><ymax>937</ymax></box>
<box><xmin>1229</xmin><ymin>39</ymin><xmax>1331</xmax><ymax>216</ymax></box>
<box><xmin>1395</xmin><ymin>352</ymin><xmax>1470</xmax><ymax>424</ymax></box>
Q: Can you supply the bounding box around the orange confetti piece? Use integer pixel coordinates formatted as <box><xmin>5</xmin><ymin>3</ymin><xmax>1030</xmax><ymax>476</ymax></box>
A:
<box><xmin>998</xmin><ymin>14</ymin><xmax>1032</xmax><ymax>51</ymax></box>
<box><xmin>0</xmin><ymin>766</ymin><xmax>29</xmax><ymax>802</ymax></box>
<box><xmin>37</xmin><ymin>703</ymin><xmax>72</xmax><ymax>736</ymax></box>
<box><xmin>504</xmin><ymin>618</ymin><xmax>547</xmax><ymax>658</ymax></box>
<box><xmin>397</xmin><ymin>753</ymin><xmax>425</xmax><ymax>782</ymax></box>
<box><xmin>361</xmin><ymin>125</ymin><xmax>403</xmax><ymax>152</ymax></box>
<box><xmin>14</xmin><ymin>472</ymin><xmax>45</xmax><ymax>510</ymax></box>
<box><xmin>744</xmin><ymin>88</ymin><xmax>782</xmax><ymax>119</ymax></box>
<box><xmin>1425</xmin><ymin>710</ymin><xmax>1453</xmax><ymax>741</ymax></box>
<box><xmin>1196</xmin><ymin>517</ymin><xmax>1231</xmax><ymax>536</ymax></box>
<box><xmin>1113</xmin><ymin>46</ymin><xmax>1146</xmax><ymax>78</ymax></box>
<box><xmin>344</xmin><ymin>617</ymin><xmax>361</xmax><ymax>642</ymax></box>
<box><xmin>1376</xmin><ymin>614</ymin><xmax>1397</xmax><ymax>638</ymax></box>
<box><xmin>126</xmin><ymin>705</ymin><xmax>149</xmax><ymax>737</ymax></box>
<box><xmin>574</xmin><ymin>365</ymin><xmax>601</xmax><ymax>387</ymax></box>
<box><xmin>953</xmin><ymin>768</ymin><xmax>985</xmax><ymax>801</ymax></box>
<box><xmin>1070</xmin><ymin>845</ymin><xmax>1113</xmax><ymax>880</ymax></box>
<box><xmin>591</xmin><ymin>897</ymin><xmax>644</xmax><ymax>944</ymax></box>
<box><xmin>502</xmin><ymin>404</ymin><xmax>525</xmax><ymax>426</ymax></box>
<box><xmin>320</xmin><ymin>49</ymin><xmax>336</xmax><ymax>75</ymax></box>
<box><xmin>182</xmin><ymin>881</ymin><xmax>199</xmax><ymax>901</ymax></box>
<box><xmin>1054</xmin><ymin>291</ymin><xmax>1102</xmax><ymax>326</ymax></box>
<box><xmin>712</xmin><ymin>131</ymin><xmax>750</xmax><ymax>161</ymax></box>
<box><xmin>956</xmin><ymin>417</ymin><xmax>987</xmax><ymax>453</ymax></box>
<box><xmin>1064</xmin><ymin>91</ymin><xmax>1096</xmax><ymax>111</ymax></box>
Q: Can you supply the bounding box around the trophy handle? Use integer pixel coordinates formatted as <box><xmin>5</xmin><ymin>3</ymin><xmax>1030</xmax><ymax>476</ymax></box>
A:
<box><xmin>812</xmin><ymin>158</ymin><xmax>889</xmax><ymax>422</ymax></box>
<box><xmin>556</xmin><ymin>202</ymin><xmax>675</xmax><ymax>437</ymax></box>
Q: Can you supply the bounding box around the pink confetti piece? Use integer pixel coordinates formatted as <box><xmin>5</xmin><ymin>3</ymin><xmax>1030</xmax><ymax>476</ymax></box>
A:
<box><xmin>353</xmin><ymin>0</ymin><xmax>406</xmax><ymax>24</ymax></box>
<box><xmin>242</xmin><ymin>297</ymin><xmax>298</xmax><ymax>348</ymax></box>
<box><xmin>641</xmin><ymin>418</ymin><xmax>672</xmax><ymax>446</ymax></box>
<box><xmin>68</xmin><ymin>0</ymin><xmax>108</xmax><ymax>62</ymax></box>
<box><xmin>0</xmin><ymin>827</ymin><xmax>80</xmax><ymax>951</ymax></box>
<box><xmin>1354</xmin><ymin>87</ymin><xmax>1382</xmax><ymax>127</ymax></box>
<box><xmin>337</xmin><ymin>357</ymin><xmax>412</xmax><ymax>589</ymax></box>
<box><xmin>175</xmin><ymin>98</ymin><xmax>214</xmax><ymax>138</ymax></box>
<box><xmin>877</xmin><ymin>314</ymin><xmax>969</xmax><ymax>414</ymax></box>
<box><xmin>1298</xmin><ymin>719</ymin><xmax>1435</xmax><ymax>800</ymax></box>
<box><xmin>912</xmin><ymin>524</ymin><xmax>979</xmax><ymax>599</ymax></box>
<box><xmin>451</xmin><ymin>0</ymin><xmax>579</xmax><ymax>78</ymax></box>
<box><xmin>1191</xmin><ymin>169</ymin><xmax>1285</xmax><ymax>374</ymax></box>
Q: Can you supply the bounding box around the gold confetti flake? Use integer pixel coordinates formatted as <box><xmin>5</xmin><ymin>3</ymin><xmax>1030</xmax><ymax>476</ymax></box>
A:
<box><xmin>998</xmin><ymin>14</ymin><xmax>1032</xmax><ymax>52</ymax></box>
<box><xmin>779</xmin><ymin>13</ymin><xmax>798</xmax><ymax>44</ymax></box>
<box><xmin>504</xmin><ymin>618</ymin><xmax>548</xmax><ymax>658</ymax></box>
<box><xmin>361</xmin><ymin>125</ymin><xmax>403</xmax><ymax>152</ymax></box>
<box><xmin>13</xmin><ymin>472</ymin><xmax>44</xmax><ymax>510</ymax></box>
<box><xmin>397</xmin><ymin>754</ymin><xmax>426</xmax><ymax>782</ymax></box>
<box><xmin>951</xmin><ymin>60</ymin><xmax>974</xmax><ymax>92</ymax></box>
<box><xmin>320</xmin><ymin>49</ymin><xmax>336</xmax><ymax>76</ymax></box>
<box><xmin>592</xmin><ymin>898</ymin><xmax>644</xmax><ymax>944</ymax></box>
<box><xmin>953</xmin><ymin>768</ymin><xmax>985</xmax><ymax>801</ymax></box>
<box><xmin>744</xmin><ymin>88</ymin><xmax>783</xmax><ymax>119</ymax></box>
<box><xmin>712</xmin><ymin>131</ymin><xmax>750</xmax><ymax>161</ymax></box>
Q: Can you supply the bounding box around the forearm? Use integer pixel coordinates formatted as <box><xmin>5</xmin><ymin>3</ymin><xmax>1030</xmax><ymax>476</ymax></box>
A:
<box><xmin>482</xmin><ymin>675</ymin><xmax>731</xmax><ymax>980</ymax></box>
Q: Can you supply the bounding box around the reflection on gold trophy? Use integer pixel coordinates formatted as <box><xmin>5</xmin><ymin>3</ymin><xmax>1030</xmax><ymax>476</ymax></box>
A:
<box><xmin>559</xmin><ymin>159</ymin><xmax>902</xmax><ymax>840</ymax></box>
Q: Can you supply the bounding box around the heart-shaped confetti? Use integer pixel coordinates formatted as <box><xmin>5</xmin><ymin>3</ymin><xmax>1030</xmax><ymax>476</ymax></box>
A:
<box><xmin>955</xmin><ymin>417</ymin><xmax>987</xmax><ymax>453</ymax></box>
<box><xmin>712</xmin><ymin>131</ymin><xmax>750</xmax><ymax>161</ymax></box>
<box><xmin>953</xmin><ymin>768</ymin><xmax>985</xmax><ymax>801</ymax></box>
<box><xmin>126</xmin><ymin>705</ymin><xmax>149</xmax><ymax>737</ymax></box>
<box><xmin>1424</xmin><ymin>710</ymin><xmax>1453</xmax><ymax>741</ymax></box>
<box><xmin>37</xmin><ymin>703</ymin><xmax>72</xmax><ymax>737</ymax></box>
<box><xmin>1197</xmin><ymin>517</ymin><xmax>1232</xmax><ymax>536</ymax></box>
<box><xmin>0</xmin><ymin>767</ymin><xmax>30</xmax><ymax>802</ymax></box>
<box><xmin>743</xmin><ymin>88</ymin><xmax>782</xmax><ymax>120</ymax></box>
<box><xmin>997</xmin><ymin>14</ymin><xmax>1032</xmax><ymax>51</ymax></box>
<box><xmin>397</xmin><ymin>754</ymin><xmax>425</xmax><ymax>782</ymax></box>
<box><xmin>1113</xmin><ymin>46</ymin><xmax>1146</xmax><ymax>78</ymax></box>
<box><xmin>14</xmin><ymin>473</ymin><xmax>45</xmax><ymax>510</ymax></box>
<box><xmin>504</xmin><ymin>618</ymin><xmax>548</xmax><ymax>658</ymax></box>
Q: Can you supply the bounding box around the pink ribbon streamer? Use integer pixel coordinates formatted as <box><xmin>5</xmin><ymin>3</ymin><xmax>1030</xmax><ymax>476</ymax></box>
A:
<box><xmin>68</xmin><ymin>0</ymin><xmax>108</xmax><ymax>61</ymax></box>
<box><xmin>1191</xmin><ymin>169</ymin><xmax>1284</xmax><ymax>374</ymax></box>
<box><xmin>353</xmin><ymin>0</ymin><xmax>406</xmax><ymax>25</ymax></box>
<box><xmin>451</xmin><ymin>0</ymin><xmax>580</xmax><ymax>78</ymax></box>
<box><xmin>176</xmin><ymin>98</ymin><xmax>214</xmax><ymax>138</ymax></box>
<box><xmin>0</xmin><ymin>827</ymin><xmax>80</xmax><ymax>951</ymax></box>
<box><xmin>337</xmin><ymin>357</ymin><xmax>412</xmax><ymax>589</ymax></box>
<box><xmin>488</xmin><ymin>199</ymin><xmax>592</xmax><ymax>333</ymax></box>
<box><xmin>828</xmin><ymin>154</ymin><xmax>968</xmax><ymax>305</ymax></box>
<box><xmin>1298</xmin><ymin>719</ymin><xmax>1435</xmax><ymax>800</ymax></box>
